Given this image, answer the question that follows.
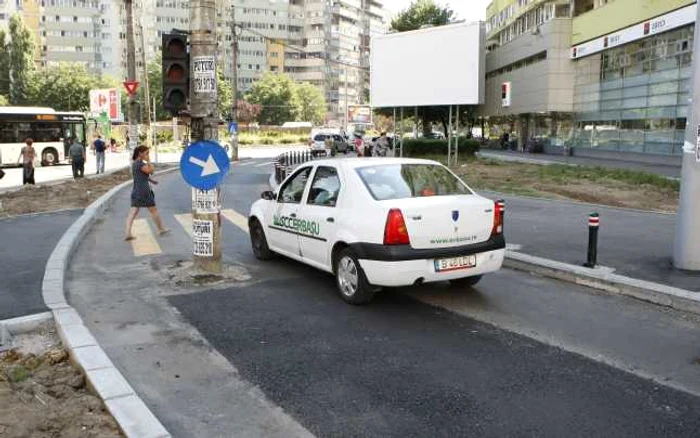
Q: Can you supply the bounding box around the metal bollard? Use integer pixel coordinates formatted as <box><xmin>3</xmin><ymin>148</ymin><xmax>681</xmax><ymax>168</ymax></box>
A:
<box><xmin>583</xmin><ymin>212</ymin><xmax>600</xmax><ymax>268</ymax></box>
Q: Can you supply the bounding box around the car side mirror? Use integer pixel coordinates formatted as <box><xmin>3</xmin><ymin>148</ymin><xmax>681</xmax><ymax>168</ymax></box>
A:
<box><xmin>261</xmin><ymin>190</ymin><xmax>276</xmax><ymax>201</ymax></box>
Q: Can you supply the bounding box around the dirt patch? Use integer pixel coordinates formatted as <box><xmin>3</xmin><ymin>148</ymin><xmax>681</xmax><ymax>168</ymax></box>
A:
<box><xmin>457</xmin><ymin>159</ymin><xmax>680</xmax><ymax>213</ymax></box>
<box><xmin>0</xmin><ymin>169</ymin><xmax>133</xmax><ymax>218</ymax></box>
<box><xmin>0</xmin><ymin>326</ymin><xmax>122</xmax><ymax>437</ymax></box>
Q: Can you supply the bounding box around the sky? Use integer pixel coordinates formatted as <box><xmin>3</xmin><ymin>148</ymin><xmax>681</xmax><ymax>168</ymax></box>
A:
<box><xmin>382</xmin><ymin>0</ymin><xmax>491</xmax><ymax>22</ymax></box>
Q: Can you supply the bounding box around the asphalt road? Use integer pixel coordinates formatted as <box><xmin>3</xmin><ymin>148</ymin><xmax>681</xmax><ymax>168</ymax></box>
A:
<box><xmin>0</xmin><ymin>209</ymin><xmax>81</xmax><ymax>320</ymax></box>
<box><xmin>67</xmin><ymin>157</ymin><xmax>700</xmax><ymax>437</ymax></box>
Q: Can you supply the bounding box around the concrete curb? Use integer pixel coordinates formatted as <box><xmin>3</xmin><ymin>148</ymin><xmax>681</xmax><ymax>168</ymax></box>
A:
<box><xmin>41</xmin><ymin>166</ymin><xmax>179</xmax><ymax>438</ymax></box>
<box><xmin>505</xmin><ymin>251</ymin><xmax>700</xmax><ymax>315</ymax></box>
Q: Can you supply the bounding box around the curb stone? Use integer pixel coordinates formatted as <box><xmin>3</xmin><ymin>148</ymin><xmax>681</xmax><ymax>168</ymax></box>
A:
<box><xmin>267</xmin><ymin>168</ymin><xmax>700</xmax><ymax>316</ymax></box>
<box><xmin>505</xmin><ymin>250</ymin><xmax>700</xmax><ymax>315</ymax></box>
<box><xmin>41</xmin><ymin>166</ymin><xmax>179</xmax><ymax>438</ymax></box>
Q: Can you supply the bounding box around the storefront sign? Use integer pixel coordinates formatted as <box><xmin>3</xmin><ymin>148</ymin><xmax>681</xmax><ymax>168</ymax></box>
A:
<box><xmin>571</xmin><ymin>4</ymin><xmax>696</xmax><ymax>59</ymax></box>
<box><xmin>501</xmin><ymin>82</ymin><xmax>511</xmax><ymax>107</ymax></box>
<box><xmin>348</xmin><ymin>105</ymin><xmax>372</xmax><ymax>124</ymax></box>
<box><xmin>192</xmin><ymin>188</ymin><xmax>220</xmax><ymax>214</ymax></box>
<box><xmin>192</xmin><ymin>219</ymin><xmax>214</xmax><ymax>257</ymax></box>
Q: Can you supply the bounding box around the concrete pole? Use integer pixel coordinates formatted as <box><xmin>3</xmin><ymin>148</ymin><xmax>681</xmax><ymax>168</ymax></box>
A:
<box><xmin>230</xmin><ymin>3</ymin><xmax>239</xmax><ymax>162</ymax></box>
<box><xmin>673</xmin><ymin>5</ymin><xmax>700</xmax><ymax>270</ymax></box>
<box><xmin>125</xmin><ymin>0</ymin><xmax>138</xmax><ymax>151</ymax></box>
<box><xmin>190</xmin><ymin>0</ymin><xmax>222</xmax><ymax>273</ymax></box>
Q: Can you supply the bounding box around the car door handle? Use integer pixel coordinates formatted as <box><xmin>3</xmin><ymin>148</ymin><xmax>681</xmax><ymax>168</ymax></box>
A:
<box><xmin>326</xmin><ymin>217</ymin><xmax>335</xmax><ymax>223</ymax></box>
<box><xmin>290</xmin><ymin>213</ymin><xmax>297</xmax><ymax>218</ymax></box>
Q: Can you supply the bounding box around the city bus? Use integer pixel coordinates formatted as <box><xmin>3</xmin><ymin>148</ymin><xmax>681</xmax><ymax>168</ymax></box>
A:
<box><xmin>0</xmin><ymin>106</ymin><xmax>87</xmax><ymax>167</ymax></box>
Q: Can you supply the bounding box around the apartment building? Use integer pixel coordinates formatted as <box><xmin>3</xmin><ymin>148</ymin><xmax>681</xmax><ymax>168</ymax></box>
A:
<box><xmin>480</xmin><ymin>0</ymin><xmax>576</xmax><ymax>150</ymax></box>
<box><xmin>570</xmin><ymin>0</ymin><xmax>696</xmax><ymax>158</ymax></box>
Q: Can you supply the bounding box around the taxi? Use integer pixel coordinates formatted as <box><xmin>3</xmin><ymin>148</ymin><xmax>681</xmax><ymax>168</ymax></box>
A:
<box><xmin>248</xmin><ymin>157</ymin><xmax>506</xmax><ymax>304</ymax></box>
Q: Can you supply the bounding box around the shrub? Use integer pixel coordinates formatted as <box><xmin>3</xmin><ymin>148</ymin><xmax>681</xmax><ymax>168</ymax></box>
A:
<box><xmin>402</xmin><ymin>138</ymin><xmax>480</xmax><ymax>158</ymax></box>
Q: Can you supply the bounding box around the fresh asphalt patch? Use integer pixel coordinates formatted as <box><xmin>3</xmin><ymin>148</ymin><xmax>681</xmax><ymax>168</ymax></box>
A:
<box><xmin>0</xmin><ymin>209</ymin><xmax>82</xmax><ymax>320</ymax></box>
<box><xmin>168</xmin><ymin>274</ymin><xmax>700</xmax><ymax>438</ymax></box>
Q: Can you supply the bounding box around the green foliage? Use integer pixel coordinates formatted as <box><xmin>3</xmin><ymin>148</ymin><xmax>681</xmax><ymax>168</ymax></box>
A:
<box><xmin>390</xmin><ymin>0</ymin><xmax>454</xmax><ymax>32</ymax></box>
<box><xmin>294</xmin><ymin>82</ymin><xmax>327</xmax><ymax>125</ymax></box>
<box><xmin>26</xmin><ymin>64</ymin><xmax>117</xmax><ymax>111</ymax></box>
<box><xmin>217</xmin><ymin>66</ymin><xmax>233</xmax><ymax>120</ymax></box>
<box><xmin>537</xmin><ymin>165</ymin><xmax>681</xmax><ymax>191</ymax></box>
<box><xmin>0</xmin><ymin>94</ymin><xmax>8</xmax><ymax>106</ymax></box>
<box><xmin>402</xmin><ymin>138</ymin><xmax>480</xmax><ymax>157</ymax></box>
<box><xmin>245</xmin><ymin>73</ymin><xmax>297</xmax><ymax>125</ymax></box>
<box><xmin>245</xmin><ymin>72</ymin><xmax>326</xmax><ymax>125</ymax></box>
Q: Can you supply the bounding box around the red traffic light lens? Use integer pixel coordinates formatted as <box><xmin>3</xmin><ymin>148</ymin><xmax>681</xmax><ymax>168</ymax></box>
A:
<box><xmin>166</xmin><ymin>38</ymin><xmax>186</xmax><ymax>56</ymax></box>
<box><xmin>166</xmin><ymin>64</ymin><xmax>186</xmax><ymax>81</ymax></box>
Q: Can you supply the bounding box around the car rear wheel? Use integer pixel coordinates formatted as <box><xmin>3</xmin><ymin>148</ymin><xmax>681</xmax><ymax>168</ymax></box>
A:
<box><xmin>249</xmin><ymin>219</ymin><xmax>273</xmax><ymax>260</ymax></box>
<box><xmin>334</xmin><ymin>248</ymin><xmax>375</xmax><ymax>305</ymax></box>
<box><xmin>449</xmin><ymin>275</ymin><xmax>483</xmax><ymax>289</ymax></box>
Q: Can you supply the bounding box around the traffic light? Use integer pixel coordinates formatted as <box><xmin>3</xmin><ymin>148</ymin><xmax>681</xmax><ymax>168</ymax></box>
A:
<box><xmin>162</xmin><ymin>33</ymin><xmax>189</xmax><ymax>115</ymax></box>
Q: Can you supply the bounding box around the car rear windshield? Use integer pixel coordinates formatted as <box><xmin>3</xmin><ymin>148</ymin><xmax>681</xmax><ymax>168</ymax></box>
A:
<box><xmin>356</xmin><ymin>164</ymin><xmax>472</xmax><ymax>201</ymax></box>
<box><xmin>314</xmin><ymin>134</ymin><xmax>329</xmax><ymax>141</ymax></box>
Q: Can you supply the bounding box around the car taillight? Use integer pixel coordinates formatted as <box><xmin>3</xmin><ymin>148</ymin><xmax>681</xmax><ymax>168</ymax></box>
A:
<box><xmin>492</xmin><ymin>199</ymin><xmax>505</xmax><ymax>236</ymax></box>
<box><xmin>384</xmin><ymin>208</ymin><xmax>410</xmax><ymax>245</ymax></box>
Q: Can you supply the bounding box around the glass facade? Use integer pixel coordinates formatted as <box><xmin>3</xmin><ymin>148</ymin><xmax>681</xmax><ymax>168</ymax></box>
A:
<box><xmin>572</xmin><ymin>25</ymin><xmax>693</xmax><ymax>155</ymax></box>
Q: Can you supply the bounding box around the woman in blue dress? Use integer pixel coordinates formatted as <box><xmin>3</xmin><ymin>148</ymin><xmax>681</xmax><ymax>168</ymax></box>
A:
<box><xmin>125</xmin><ymin>146</ymin><xmax>170</xmax><ymax>241</ymax></box>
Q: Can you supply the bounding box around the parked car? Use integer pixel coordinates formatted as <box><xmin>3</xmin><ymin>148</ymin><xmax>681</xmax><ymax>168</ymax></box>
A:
<box><xmin>310</xmin><ymin>133</ymin><xmax>351</xmax><ymax>156</ymax></box>
<box><xmin>249</xmin><ymin>157</ymin><xmax>506</xmax><ymax>304</ymax></box>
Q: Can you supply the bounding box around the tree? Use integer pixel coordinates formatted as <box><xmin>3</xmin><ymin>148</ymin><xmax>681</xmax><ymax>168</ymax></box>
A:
<box><xmin>294</xmin><ymin>82</ymin><xmax>326</xmax><ymax>125</ymax></box>
<box><xmin>26</xmin><ymin>64</ymin><xmax>117</xmax><ymax>111</ymax></box>
<box><xmin>7</xmin><ymin>14</ymin><xmax>35</xmax><ymax>104</ymax></box>
<box><xmin>0</xmin><ymin>95</ymin><xmax>8</xmax><ymax>106</ymax></box>
<box><xmin>390</xmin><ymin>0</ymin><xmax>454</xmax><ymax>32</ymax></box>
<box><xmin>245</xmin><ymin>73</ymin><xmax>297</xmax><ymax>125</ymax></box>
<box><xmin>236</xmin><ymin>100</ymin><xmax>261</xmax><ymax>124</ymax></box>
<box><xmin>0</xmin><ymin>31</ymin><xmax>9</xmax><ymax>97</ymax></box>
<box><xmin>216</xmin><ymin>66</ymin><xmax>233</xmax><ymax>120</ymax></box>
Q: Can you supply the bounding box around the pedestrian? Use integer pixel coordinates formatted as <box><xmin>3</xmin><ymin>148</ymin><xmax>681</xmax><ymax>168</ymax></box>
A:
<box><xmin>68</xmin><ymin>138</ymin><xmax>86</xmax><ymax>179</ymax></box>
<box><xmin>354</xmin><ymin>134</ymin><xmax>365</xmax><ymax>157</ymax></box>
<box><xmin>124</xmin><ymin>146</ymin><xmax>169</xmax><ymax>241</ymax></box>
<box><xmin>109</xmin><ymin>137</ymin><xmax>117</xmax><ymax>153</ymax></box>
<box><xmin>18</xmin><ymin>138</ymin><xmax>36</xmax><ymax>185</ymax></box>
<box><xmin>93</xmin><ymin>134</ymin><xmax>106</xmax><ymax>174</ymax></box>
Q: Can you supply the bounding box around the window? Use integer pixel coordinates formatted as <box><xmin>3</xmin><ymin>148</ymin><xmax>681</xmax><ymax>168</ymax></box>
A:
<box><xmin>356</xmin><ymin>164</ymin><xmax>472</xmax><ymax>201</ymax></box>
<box><xmin>278</xmin><ymin>167</ymin><xmax>312</xmax><ymax>203</ymax></box>
<box><xmin>307</xmin><ymin>166</ymin><xmax>340</xmax><ymax>207</ymax></box>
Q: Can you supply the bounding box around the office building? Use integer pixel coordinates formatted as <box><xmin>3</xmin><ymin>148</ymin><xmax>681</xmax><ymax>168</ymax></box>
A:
<box><xmin>480</xmin><ymin>0</ymin><xmax>576</xmax><ymax>150</ymax></box>
<box><xmin>570</xmin><ymin>0</ymin><xmax>695</xmax><ymax>158</ymax></box>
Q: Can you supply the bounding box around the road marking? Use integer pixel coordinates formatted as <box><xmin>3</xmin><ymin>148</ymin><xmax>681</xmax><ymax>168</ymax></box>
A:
<box><xmin>174</xmin><ymin>213</ymin><xmax>193</xmax><ymax>237</ymax></box>
<box><xmin>255</xmin><ymin>161</ymin><xmax>274</xmax><ymax>167</ymax></box>
<box><xmin>221</xmin><ymin>209</ymin><xmax>249</xmax><ymax>234</ymax></box>
<box><xmin>130</xmin><ymin>219</ymin><xmax>162</xmax><ymax>257</ymax></box>
<box><xmin>238</xmin><ymin>161</ymin><xmax>255</xmax><ymax>167</ymax></box>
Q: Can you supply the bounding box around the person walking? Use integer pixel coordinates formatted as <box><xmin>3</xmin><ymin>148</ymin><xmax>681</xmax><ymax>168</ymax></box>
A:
<box><xmin>68</xmin><ymin>138</ymin><xmax>86</xmax><ymax>179</ymax></box>
<box><xmin>109</xmin><ymin>137</ymin><xmax>117</xmax><ymax>152</ymax></box>
<box><xmin>19</xmin><ymin>138</ymin><xmax>36</xmax><ymax>185</ymax></box>
<box><xmin>124</xmin><ymin>146</ymin><xmax>169</xmax><ymax>241</ymax></box>
<box><xmin>93</xmin><ymin>134</ymin><xmax>106</xmax><ymax>174</ymax></box>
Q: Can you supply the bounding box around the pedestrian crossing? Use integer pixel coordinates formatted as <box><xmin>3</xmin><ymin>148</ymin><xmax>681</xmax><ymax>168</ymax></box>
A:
<box><xmin>128</xmin><ymin>208</ymin><xmax>250</xmax><ymax>257</ymax></box>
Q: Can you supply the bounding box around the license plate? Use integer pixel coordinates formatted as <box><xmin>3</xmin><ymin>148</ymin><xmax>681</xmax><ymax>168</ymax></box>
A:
<box><xmin>434</xmin><ymin>255</ymin><xmax>477</xmax><ymax>272</ymax></box>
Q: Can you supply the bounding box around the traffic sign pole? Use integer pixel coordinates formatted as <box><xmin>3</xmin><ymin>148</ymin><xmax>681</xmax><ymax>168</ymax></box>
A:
<box><xmin>190</xmin><ymin>0</ymin><xmax>222</xmax><ymax>274</ymax></box>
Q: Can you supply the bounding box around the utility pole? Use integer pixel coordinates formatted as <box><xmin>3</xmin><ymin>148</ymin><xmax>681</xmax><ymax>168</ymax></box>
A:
<box><xmin>126</xmin><ymin>0</ymin><xmax>138</xmax><ymax>151</ymax></box>
<box><xmin>673</xmin><ymin>5</ymin><xmax>700</xmax><ymax>270</ymax></box>
<box><xmin>230</xmin><ymin>4</ymin><xmax>239</xmax><ymax>161</ymax></box>
<box><xmin>190</xmin><ymin>0</ymin><xmax>222</xmax><ymax>273</ymax></box>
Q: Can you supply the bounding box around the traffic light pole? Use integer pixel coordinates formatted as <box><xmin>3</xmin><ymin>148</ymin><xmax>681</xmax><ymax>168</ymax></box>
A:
<box><xmin>125</xmin><ymin>0</ymin><xmax>138</xmax><ymax>151</ymax></box>
<box><xmin>190</xmin><ymin>0</ymin><xmax>222</xmax><ymax>273</ymax></box>
<box><xmin>673</xmin><ymin>5</ymin><xmax>700</xmax><ymax>270</ymax></box>
<box><xmin>230</xmin><ymin>4</ymin><xmax>239</xmax><ymax>162</ymax></box>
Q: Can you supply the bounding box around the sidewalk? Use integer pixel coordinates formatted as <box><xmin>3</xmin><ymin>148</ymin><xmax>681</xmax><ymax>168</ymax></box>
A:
<box><xmin>496</xmin><ymin>193</ymin><xmax>700</xmax><ymax>292</ymax></box>
<box><xmin>478</xmin><ymin>149</ymin><xmax>682</xmax><ymax>178</ymax></box>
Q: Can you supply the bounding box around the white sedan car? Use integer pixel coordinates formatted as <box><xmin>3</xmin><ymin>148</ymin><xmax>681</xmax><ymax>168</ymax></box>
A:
<box><xmin>248</xmin><ymin>157</ymin><xmax>505</xmax><ymax>304</ymax></box>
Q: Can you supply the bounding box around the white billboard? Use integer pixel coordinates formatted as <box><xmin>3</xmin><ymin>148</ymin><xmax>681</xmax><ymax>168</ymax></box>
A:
<box><xmin>89</xmin><ymin>88</ymin><xmax>122</xmax><ymax>122</ymax></box>
<box><xmin>370</xmin><ymin>22</ymin><xmax>485</xmax><ymax>108</ymax></box>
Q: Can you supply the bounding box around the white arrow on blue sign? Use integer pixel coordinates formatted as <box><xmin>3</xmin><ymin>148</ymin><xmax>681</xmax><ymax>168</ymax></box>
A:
<box><xmin>180</xmin><ymin>140</ymin><xmax>230</xmax><ymax>190</ymax></box>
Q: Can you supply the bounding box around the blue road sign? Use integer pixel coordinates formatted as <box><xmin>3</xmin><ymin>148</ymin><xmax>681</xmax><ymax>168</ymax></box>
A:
<box><xmin>180</xmin><ymin>140</ymin><xmax>230</xmax><ymax>190</ymax></box>
<box><xmin>228</xmin><ymin>122</ymin><xmax>238</xmax><ymax>135</ymax></box>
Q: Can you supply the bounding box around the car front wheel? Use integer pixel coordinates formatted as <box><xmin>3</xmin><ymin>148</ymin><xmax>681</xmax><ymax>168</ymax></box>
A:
<box><xmin>334</xmin><ymin>248</ymin><xmax>376</xmax><ymax>305</ymax></box>
<box><xmin>249</xmin><ymin>219</ymin><xmax>273</xmax><ymax>260</ymax></box>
